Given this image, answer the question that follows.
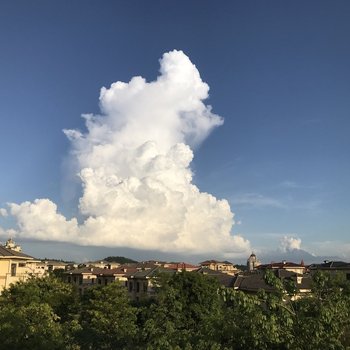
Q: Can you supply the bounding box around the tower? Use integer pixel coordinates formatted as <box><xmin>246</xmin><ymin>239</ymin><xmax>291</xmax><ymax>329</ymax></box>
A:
<box><xmin>247</xmin><ymin>252</ymin><xmax>260</xmax><ymax>271</ymax></box>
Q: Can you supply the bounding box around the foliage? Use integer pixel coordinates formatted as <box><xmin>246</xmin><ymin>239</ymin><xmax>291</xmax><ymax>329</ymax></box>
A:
<box><xmin>78</xmin><ymin>281</ymin><xmax>138</xmax><ymax>350</ymax></box>
<box><xmin>103</xmin><ymin>256</ymin><xmax>138</xmax><ymax>264</ymax></box>
<box><xmin>139</xmin><ymin>271</ymin><xmax>224</xmax><ymax>349</ymax></box>
<box><xmin>292</xmin><ymin>271</ymin><xmax>350</xmax><ymax>349</ymax></box>
<box><xmin>0</xmin><ymin>270</ymin><xmax>349</xmax><ymax>349</ymax></box>
<box><xmin>0</xmin><ymin>276</ymin><xmax>81</xmax><ymax>349</ymax></box>
<box><xmin>1</xmin><ymin>275</ymin><xmax>79</xmax><ymax>321</ymax></box>
<box><xmin>0</xmin><ymin>302</ymin><xmax>67</xmax><ymax>349</ymax></box>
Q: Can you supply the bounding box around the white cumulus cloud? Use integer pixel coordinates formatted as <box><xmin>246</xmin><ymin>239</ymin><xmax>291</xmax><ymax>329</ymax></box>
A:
<box><xmin>280</xmin><ymin>235</ymin><xmax>302</xmax><ymax>252</ymax></box>
<box><xmin>0</xmin><ymin>208</ymin><xmax>8</xmax><ymax>217</ymax></box>
<box><xmin>7</xmin><ymin>50</ymin><xmax>250</xmax><ymax>257</ymax></box>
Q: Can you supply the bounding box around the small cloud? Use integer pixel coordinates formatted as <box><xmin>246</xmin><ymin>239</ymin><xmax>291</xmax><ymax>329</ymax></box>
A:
<box><xmin>279</xmin><ymin>180</ymin><xmax>300</xmax><ymax>189</ymax></box>
<box><xmin>280</xmin><ymin>235</ymin><xmax>302</xmax><ymax>252</ymax></box>
<box><xmin>231</xmin><ymin>193</ymin><xmax>285</xmax><ymax>209</ymax></box>
<box><xmin>0</xmin><ymin>208</ymin><xmax>8</xmax><ymax>217</ymax></box>
<box><xmin>295</xmin><ymin>199</ymin><xmax>323</xmax><ymax>211</ymax></box>
<box><xmin>0</xmin><ymin>226</ymin><xmax>17</xmax><ymax>239</ymax></box>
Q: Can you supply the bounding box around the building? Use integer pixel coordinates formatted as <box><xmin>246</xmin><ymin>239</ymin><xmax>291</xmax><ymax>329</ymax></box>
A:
<box><xmin>64</xmin><ymin>264</ymin><xmax>138</xmax><ymax>294</ymax></box>
<box><xmin>41</xmin><ymin>260</ymin><xmax>69</xmax><ymax>272</ymax></box>
<box><xmin>0</xmin><ymin>239</ymin><xmax>41</xmax><ymax>293</ymax></box>
<box><xmin>258</xmin><ymin>260</ymin><xmax>306</xmax><ymax>275</ymax></box>
<box><xmin>127</xmin><ymin>266</ymin><xmax>176</xmax><ymax>301</ymax></box>
<box><xmin>163</xmin><ymin>262</ymin><xmax>199</xmax><ymax>271</ymax></box>
<box><xmin>233</xmin><ymin>269</ymin><xmax>312</xmax><ymax>299</ymax></box>
<box><xmin>79</xmin><ymin>259</ymin><xmax>120</xmax><ymax>270</ymax></box>
<box><xmin>309</xmin><ymin>261</ymin><xmax>350</xmax><ymax>280</ymax></box>
<box><xmin>195</xmin><ymin>266</ymin><xmax>236</xmax><ymax>287</ymax></box>
<box><xmin>199</xmin><ymin>260</ymin><xmax>240</xmax><ymax>275</ymax></box>
<box><xmin>247</xmin><ymin>253</ymin><xmax>261</xmax><ymax>271</ymax></box>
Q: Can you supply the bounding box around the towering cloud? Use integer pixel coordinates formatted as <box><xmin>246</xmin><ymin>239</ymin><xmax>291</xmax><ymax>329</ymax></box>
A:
<box><xmin>6</xmin><ymin>50</ymin><xmax>250</xmax><ymax>256</ymax></box>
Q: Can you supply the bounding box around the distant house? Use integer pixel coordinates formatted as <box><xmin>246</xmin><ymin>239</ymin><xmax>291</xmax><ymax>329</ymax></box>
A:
<box><xmin>127</xmin><ymin>266</ymin><xmax>175</xmax><ymax>301</ymax></box>
<box><xmin>195</xmin><ymin>267</ymin><xmax>236</xmax><ymax>288</ymax></box>
<box><xmin>164</xmin><ymin>262</ymin><xmax>199</xmax><ymax>272</ymax></box>
<box><xmin>79</xmin><ymin>260</ymin><xmax>120</xmax><ymax>270</ymax></box>
<box><xmin>234</xmin><ymin>269</ymin><xmax>312</xmax><ymax>299</ymax></box>
<box><xmin>0</xmin><ymin>239</ymin><xmax>41</xmax><ymax>293</ymax></box>
<box><xmin>64</xmin><ymin>264</ymin><xmax>137</xmax><ymax>294</ymax></box>
<box><xmin>64</xmin><ymin>262</ymin><xmax>165</xmax><ymax>295</ymax></box>
<box><xmin>257</xmin><ymin>260</ymin><xmax>306</xmax><ymax>275</ymax></box>
<box><xmin>199</xmin><ymin>260</ymin><xmax>240</xmax><ymax>275</ymax></box>
<box><xmin>233</xmin><ymin>272</ymin><xmax>276</xmax><ymax>294</ymax></box>
<box><xmin>41</xmin><ymin>260</ymin><xmax>68</xmax><ymax>272</ymax></box>
<box><xmin>309</xmin><ymin>261</ymin><xmax>350</xmax><ymax>280</ymax></box>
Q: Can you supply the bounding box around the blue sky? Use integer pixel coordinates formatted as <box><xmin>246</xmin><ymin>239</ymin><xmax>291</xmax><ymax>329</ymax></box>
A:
<box><xmin>0</xmin><ymin>1</ymin><xmax>349</xmax><ymax>262</ymax></box>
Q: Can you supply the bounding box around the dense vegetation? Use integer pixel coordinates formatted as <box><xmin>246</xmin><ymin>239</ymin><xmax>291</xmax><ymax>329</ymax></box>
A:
<box><xmin>0</xmin><ymin>271</ymin><xmax>349</xmax><ymax>349</ymax></box>
<box><xmin>103</xmin><ymin>256</ymin><xmax>138</xmax><ymax>264</ymax></box>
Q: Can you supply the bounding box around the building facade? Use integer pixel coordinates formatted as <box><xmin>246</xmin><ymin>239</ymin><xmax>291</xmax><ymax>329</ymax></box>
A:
<box><xmin>0</xmin><ymin>239</ymin><xmax>41</xmax><ymax>293</ymax></box>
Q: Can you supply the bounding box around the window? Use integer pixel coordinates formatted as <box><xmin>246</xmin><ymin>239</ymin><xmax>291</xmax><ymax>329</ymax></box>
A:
<box><xmin>79</xmin><ymin>277</ymin><xmax>83</xmax><ymax>285</ymax></box>
<box><xmin>129</xmin><ymin>282</ymin><xmax>133</xmax><ymax>292</ymax></box>
<box><xmin>143</xmin><ymin>282</ymin><xmax>148</xmax><ymax>292</ymax></box>
<box><xmin>11</xmin><ymin>263</ymin><xmax>17</xmax><ymax>276</ymax></box>
<box><xmin>104</xmin><ymin>279</ymin><xmax>108</xmax><ymax>286</ymax></box>
<box><xmin>98</xmin><ymin>279</ymin><xmax>101</xmax><ymax>285</ymax></box>
<box><xmin>19</xmin><ymin>263</ymin><xmax>26</xmax><ymax>268</ymax></box>
<box><xmin>67</xmin><ymin>276</ymin><xmax>71</xmax><ymax>283</ymax></box>
<box><xmin>136</xmin><ymin>282</ymin><xmax>140</xmax><ymax>293</ymax></box>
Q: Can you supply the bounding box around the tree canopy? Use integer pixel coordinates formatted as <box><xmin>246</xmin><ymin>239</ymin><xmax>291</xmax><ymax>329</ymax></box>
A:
<box><xmin>0</xmin><ymin>271</ymin><xmax>349</xmax><ymax>349</ymax></box>
<box><xmin>103</xmin><ymin>256</ymin><xmax>138</xmax><ymax>264</ymax></box>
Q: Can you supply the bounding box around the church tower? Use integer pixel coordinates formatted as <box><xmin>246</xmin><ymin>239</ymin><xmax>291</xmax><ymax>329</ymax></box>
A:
<box><xmin>247</xmin><ymin>252</ymin><xmax>260</xmax><ymax>271</ymax></box>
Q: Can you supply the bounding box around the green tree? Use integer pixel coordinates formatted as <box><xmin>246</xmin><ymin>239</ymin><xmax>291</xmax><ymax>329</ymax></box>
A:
<box><xmin>220</xmin><ymin>270</ymin><xmax>350</xmax><ymax>350</ymax></box>
<box><xmin>104</xmin><ymin>256</ymin><xmax>138</xmax><ymax>264</ymax></box>
<box><xmin>292</xmin><ymin>271</ymin><xmax>350</xmax><ymax>350</ymax></box>
<box><xmin>220</xmin><ymin>287</ymin><xmax>294</xmax><ymax>350</ymax></box>
<box><xmin>0</xmin><ymin>302</ymin><xmax>68</xmax><ymax>350</ymax></box>
<box><xmin>1</xmin><ymin>275</ymin><xmax>80</xmax><ymax>322</ymax></box>
<box><xmin>0</xmin><ymin>276</ymin><xmax>81</xmax><ymax>349</ymax></box>
<box><xmin>139</xmin><ymin>271</ymin><xmax>224</xmax><ymax>350</ymax></box>
<box><xmin>78</xmin><ymin>281</ymin><xmax>138</xmax><ymax>350</ymax></box>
